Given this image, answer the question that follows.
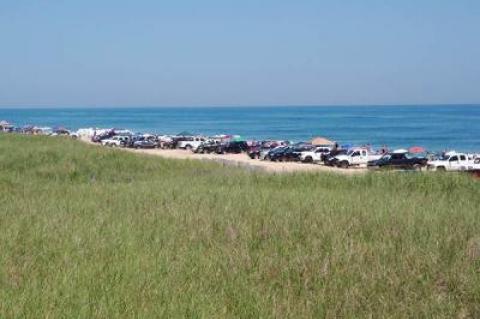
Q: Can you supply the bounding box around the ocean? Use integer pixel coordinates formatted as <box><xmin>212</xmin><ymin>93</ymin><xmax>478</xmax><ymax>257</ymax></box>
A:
<box><xmin>1</xmin><ymin>105</ymin><xmax>479</xmax><ymax>152</ymax></box>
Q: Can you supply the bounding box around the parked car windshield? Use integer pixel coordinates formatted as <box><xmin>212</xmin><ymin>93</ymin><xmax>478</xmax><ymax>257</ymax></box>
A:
<box><xmin>348</xmin><ymin>150</ymin><xmax>362</xmax><ymax>156</ymax></box>
<box><xmin>390</xmin><ymin>153</ymin><xmax>402</xmax><ymax>159</ymax></box>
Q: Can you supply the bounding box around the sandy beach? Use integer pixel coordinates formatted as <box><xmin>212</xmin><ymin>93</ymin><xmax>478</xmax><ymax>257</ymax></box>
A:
<box><xmin>133</xmin><ymin>148</ymin><xmax>368</xmax><ymax>174</ymax></box>
<box><xmin>81</xmin><ymin>138</ymin><xmax>366</xmax><ymax>174</ymax></box>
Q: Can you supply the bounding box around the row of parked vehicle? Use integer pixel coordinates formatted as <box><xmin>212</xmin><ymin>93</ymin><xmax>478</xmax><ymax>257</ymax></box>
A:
<box><xmin>86</xmin><ymin>129</ymin><xmax>480</xmax><ymax>172</ymax></box>
<box><xmin>3</xmin><ymin>122</ymin><xmax>479</xmax><ymax>173</ymax></box>
<box><xmin>95</xmin><ymin>131</ymin><xmax>251</xmax><ymax>154</ymax></box>
<box><xmin>248</xmin><ymin>143</ymin><xmax>480</xmax><ymax>171</ymax></box>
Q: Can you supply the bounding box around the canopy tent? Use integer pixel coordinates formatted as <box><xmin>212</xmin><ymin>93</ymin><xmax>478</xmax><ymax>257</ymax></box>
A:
<box><xmin>0</xmin><ymin>120</ymin><xmax>12</xmax><ymax>127</ymax></box>
<box><xmin>311</xmin><ymin>137</ymin><xmax>335</xmax><ymax>146</ymax></box>
<box><xmin>231</xmin><ymin>135</ymin><xmax>245</xmax><ymax>142</ymax></box>
<box><xmin>292</xmin><ymin>141</ymin><xmax>312</xmax><ymax>147</ymax></box>
<box><xmin>113</xmin><ymin>128</ymin><xmax>132</xmax><ymax>135</ymax></box>
<box><xmin>409</xmin><ymin>146</ymin><xmax>426</xmax><ymax>154</ymax></box>
<box><xmin>0</xmin><ymin>120</ymin><xmax>13</xmax><ymax>131</ymax></box>
<box><xmin>53</xmin><ymin>126</ymin><xmax>69</xmax><ymax>133</ymax></box>
<box><xmin>177</xmin><ymin>131</ymin><xmax>195</xmax><ymax>137</ymax></box>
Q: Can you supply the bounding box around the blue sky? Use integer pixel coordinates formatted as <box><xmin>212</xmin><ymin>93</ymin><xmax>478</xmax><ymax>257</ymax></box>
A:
<box><xmin>0</xmin><ymin>0</ymin><xmax>479</xmax><ymax>107</ymax></box>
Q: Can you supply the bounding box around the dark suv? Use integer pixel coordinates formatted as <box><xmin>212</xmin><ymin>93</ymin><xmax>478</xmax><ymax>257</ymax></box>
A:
<box><xmin>269</xmin><ymin>144</ymin><xmax>313</xmax><ymax>162</ymax></box>
<box><xmin>195</xmin><ymin>140</ymin><xmax>220</xmax><ymax>153</ymax></box>
<box><xmin>133</xmin><ymin>136</ymin><xmax>158</xmax><ymax>149</ymax></box>
<box><xmin>368</xmin><ymin>152</ymin><xmax>427</xmax><ymax>170</ymax></box>
<box><xmin>215</xmin><ymin>141</ymin><xmax>249</xmax><ymax>154</ymax></box>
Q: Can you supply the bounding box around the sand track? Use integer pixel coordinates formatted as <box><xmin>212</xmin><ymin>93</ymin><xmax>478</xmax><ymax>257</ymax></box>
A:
<box><xmin>131</xmin><ymin>148</ymin><xmax>366</xmax><ymax>174</ymax></box>
<box><xmin>83</xmin><ymin>139</ymin><xmax>365</xmax><ymax>174</ymax></box>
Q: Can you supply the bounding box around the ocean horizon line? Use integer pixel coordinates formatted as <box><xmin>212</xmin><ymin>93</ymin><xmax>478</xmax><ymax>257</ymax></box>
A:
<box><xmin>0</xmin><ymin>103</ymin><xmax>480</xmax><ymax>110</ymax></box>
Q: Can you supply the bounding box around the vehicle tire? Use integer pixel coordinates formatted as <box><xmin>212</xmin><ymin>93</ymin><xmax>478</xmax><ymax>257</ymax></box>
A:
<box><xmin>339</xmin><ymin>161</ymin><xmax>349</xmax><ymax>169</ymax></box>
<box><xmin>304</xmin><ymin>156</ymin><xmax>313</xmax><ymax>163</ymax></box>
<box><xmin>437</xmin><ymin>166</ymin><xmax>446</xmax><ymax>172</ymax></box>
<box><xmin>185</xmin><ymin>145</ymin><xmax>192</xmax><ymax>151</ymax></box>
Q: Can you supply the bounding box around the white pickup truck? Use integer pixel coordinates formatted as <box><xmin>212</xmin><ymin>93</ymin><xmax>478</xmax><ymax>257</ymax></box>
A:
<box><xmin>427</xmin><ymin>151</ymin><xmax>476</xmax><ymax>171</ymax></box>
<box><xmin>334</xmin><ymin>148</ymin><xmax>382</xmax><ymax>168</ymax></box>
<box><xmin>177</xmin><ymin>137</ymin><xmax>205</xmax><ymax>150</ymax></box>
<box><xmin>101</xmin><ymin>135</ymin><xmax>129</xmax><ymax>147</ymax></box>
<box><xmin>300</xmin><ymin>146</ymin><xmax>332</xmax><ymax>163</ymax></box>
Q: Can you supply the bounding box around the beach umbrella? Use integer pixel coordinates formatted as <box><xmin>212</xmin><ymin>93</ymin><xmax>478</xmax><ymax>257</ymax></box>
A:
<box><xmin>311</xmin><ymin>136</ymin><xmax>335</xmax><ymax>145</ymax></box>
<box><xmin>231</xmin><ymin>135</ymin><xmax>245</xmax><ymax>142</ymax></box>
<box><xmin>409</xmin><ymin>146</ymin><xmax>426</xmax><ymax>154</ymax></box>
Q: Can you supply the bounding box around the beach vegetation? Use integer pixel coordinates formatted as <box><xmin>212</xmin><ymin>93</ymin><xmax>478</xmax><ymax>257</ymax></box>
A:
<box><xmin>1</xmin><ymin>135</ymin><xmax>479</xmax><ymax>318</ymax></box>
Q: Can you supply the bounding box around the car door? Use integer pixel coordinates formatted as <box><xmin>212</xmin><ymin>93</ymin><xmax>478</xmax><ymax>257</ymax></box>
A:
<box><xmin>316</xmin><ymin>148</ymin><xmax>328</xmax><ymax>161</ymax></box>
<box><xmin>359</xmin><ymin>150</ymin><xmax>368</xmax><ymax>165</ymax></box>
<box><xmin>389</xmin><ymin>153</ymin><xmax>404</xmax><ymax>169</ymax></box>
<box><xmin>448</xmin><ymin>155</ymin><xmax>460</xmax><ymax>170</ymax></box>
<box><xmin>350</xmin><ymin>151</ymin><xmax>361</xmax><ymax>165</ymax></box>
<box><xmin>388</xmin><ymin>154</ymin><xmax>399</xmax><ymax>169</ymax></box>
<box><xmin>459</xmin><ymin>155</ymin><xmax>469</xmax><ymax>170</ymax></box>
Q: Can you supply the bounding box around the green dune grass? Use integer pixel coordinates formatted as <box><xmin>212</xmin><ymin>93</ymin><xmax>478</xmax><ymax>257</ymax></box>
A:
<box><xmin>1</xmin><ymin>134</ymin><xmax>479</xmax><ymax>318</ymax></box>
